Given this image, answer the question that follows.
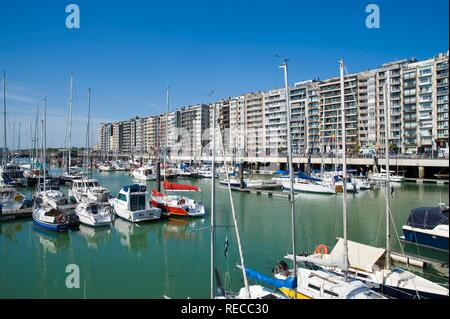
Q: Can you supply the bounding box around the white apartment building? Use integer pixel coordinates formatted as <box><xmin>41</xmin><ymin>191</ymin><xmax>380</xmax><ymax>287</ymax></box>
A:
<box><xmin>179</xmin><ymin>104</ymin><xmax>209</xmax><ymax>159</ymax></box>
<box><xmin>245</xmin><ymin>92</ymin><xmax>265</xmax><ymax>157</ymax></box>
<box><xmin>98</xmin><ymin>52</ymin><xmax>449</xmax><ymax>159</ymax></box>
<box><xmin>264</xmin><ymin>88</ymin><xmax>288</xmax><ymax>156</ymax></box>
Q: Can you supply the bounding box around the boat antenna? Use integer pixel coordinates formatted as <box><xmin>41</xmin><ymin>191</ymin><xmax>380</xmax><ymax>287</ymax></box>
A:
<box><xmin>339</xmin><ymin>59</ymin><xmax>349</xmax><ymax>281</ymax></box>
<box><xmin>43</xmin><ymin>98</ymin><xmax>47</xmax><ymax>192</ymax></box>
<box><xmin>3</xmin><ymin>71</ymin><xmax>7</xmax><ymax>165</ymax></box>
<box><xmin>164</xmin><ymin>86</ymin><xmax>169</xmax><ymax>182</ymax></box>
<box><xmin>68</xmin><ymin>74</ymin><xmax>74</xmax><ymax>172</ymax></box>
<box><xmin>383</xmin><ymin>83</ymin><xmax>391</xmax><ymax>269</ymax></box>
<box><xmin>280</xmin><ymin>58</ymin><xmax>298</xmax><ymax>294</ymax></box>
<box><xmin>210</xmin><ymin>102</ymin><xmax>216</xmax><ymax>299</ymax></box>
<box><xmin>85</xmin><ymin>88</ymin><xmax>92</xmax><ymax>179</ymax></box>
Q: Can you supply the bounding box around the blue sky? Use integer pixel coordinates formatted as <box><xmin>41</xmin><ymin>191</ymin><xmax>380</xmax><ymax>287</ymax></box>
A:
<box><xmin>0</xmin><ymin>0</ymin><xmax>448</xmax><ymax>148</ymax></box>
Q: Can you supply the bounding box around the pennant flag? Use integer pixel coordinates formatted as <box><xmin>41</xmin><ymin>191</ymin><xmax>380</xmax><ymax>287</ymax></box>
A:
<box><xmin>224</xmin><ymin>235</ymin><xmax>229</xmax><ymax>259</ymax></box>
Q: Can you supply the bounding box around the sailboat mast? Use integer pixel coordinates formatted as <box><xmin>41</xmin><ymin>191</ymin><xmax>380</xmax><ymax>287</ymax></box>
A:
<box><xmin>86</xmin><ymin>88</ymin><xmax>91</xmax><ymax>178</ymax></box>
<box><xmin>164</xmin><ymin>86</ymin><xmax>169</xmax><ymax>182</ymax></box>
<box><xmin>339</xmin><ymin>60</ymin><xmax>349</xmax><ymax>281</ymax></box>
<box><xmin>3</xmin><ymin>72</ymin><xmax>7</xmax><ymax>165</ymax></box>
<box><xmin>68</xmin><ymin>74</ymin><xmax>74</xmax><ymax>171</ymax></box>
<box><xmin>18</xmin><ymin>122</ymin><xmax>21</xmax><ymax>157</ymax></box>
<box><xmin>210</xmin><ymin>104</ymin><xmax>216</xmax><ymax>299</ymax></box>
<box><xmin>34</xmin><ymin>103</ymin><xmax>40</xmax><ymax>168</ymax></box>
<box><xmin>383</xmin><ymin>84</ymin><xmax>391</xmax><ymax>269</ymax></box>
<box><xmin>43</xmin><ymin>99</ymin><xmax>47</xmax><ymax>192</ymax></box>
<box><xmin>280</xmin><ymin>59</ymin><xmax>298</xmax><ymax>286</ymax></box>
<box><xmin>29</xmin><ymin>109</ymin><xmax>32</xmax><ymax>161</ymax></box>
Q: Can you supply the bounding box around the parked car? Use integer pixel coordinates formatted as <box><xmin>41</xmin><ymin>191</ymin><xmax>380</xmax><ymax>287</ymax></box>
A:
<box><xmin>359</xmin><ymin>148</ymin><xmax>376</xmax><ymax>157</ymax></box>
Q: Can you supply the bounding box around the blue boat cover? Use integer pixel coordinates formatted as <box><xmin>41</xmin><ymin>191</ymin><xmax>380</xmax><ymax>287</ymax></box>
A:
<box><xmin>406</xmin><ymin>207</ymin><xmax>449</xmax><ymax>230</ymax></box>
<box><xmin>297</xmin><ymin>171</ymin><xmax>322</xmax><ymax>182</ymax></box>
<box><xmin>244</xmin><ymin>268</ymin><xmax>297</xmax><ymax>289</ymax></box>
<box><xmin>275</xmin><ymin>169</ymin><xmax>289</xmax><ymax>175</ymax></box>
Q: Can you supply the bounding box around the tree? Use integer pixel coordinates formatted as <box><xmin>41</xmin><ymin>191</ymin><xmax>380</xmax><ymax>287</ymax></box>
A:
<box><xmin>353</xmin><ymin>144</ymin><xmax>361</xmax><ymax>154</ymax></box>
<box><xmin>389</xmin><ymin>143</ymin><xmax>398</xmax><ymax>154</ymax></box>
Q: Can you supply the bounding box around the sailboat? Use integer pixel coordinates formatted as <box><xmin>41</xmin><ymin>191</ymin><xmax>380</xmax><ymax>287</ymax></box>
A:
<box><xmin>68</xmin><ymin>89</ymin><xmax>110</xmax><ymax>204</ymax></box>
<box><xmin>0</xmin><ymin>73</ymin><xmax>27</xmax><ymax>187</ymax></box>
<box><xmin>151</xmin><ymin>87</ymin><xmax>205</xmax><ymax>218</ymax></box>
<box><xmin>75</xmin><ymin>201</ymin><xmax>112</xmax><ymax>227</ymax></box>
<box><xmin>32</xmin><ymin>99</ymin><xmax>70</xmax><ymax>232</ymax></box>
<box><xmin>151</xmin><ymin>181</ymin><xmax>205</xmax><ymax>217</ymax></box>
<box><xmin>281</xmin><ymin>171</ymin><xmax>336</xmax><ymax>195</ymax></box>
<box><xmin>287</xmin><ymin>66</ymin><xmax>449</xmax><ymax>299</ymax></box>
<box><xmin>273</xmin><ymin>59</ymin><xmax>386</xmax><ymax>299</ymax></box>
<box><xmin>61</xmin><ymin>75</ymin><xmax>82</xmax><ymax>184</ymax></box>
<box><xmin>210</xmin><ymin>95</ymin><xmax>286</xmax><ymax>300</ymax></box>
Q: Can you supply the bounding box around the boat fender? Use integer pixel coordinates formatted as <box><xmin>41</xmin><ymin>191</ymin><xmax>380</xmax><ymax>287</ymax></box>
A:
<box><xmin>315</xmin><ymin>244</ymin><xmax>329</xmax><ymax>255</ymax></box>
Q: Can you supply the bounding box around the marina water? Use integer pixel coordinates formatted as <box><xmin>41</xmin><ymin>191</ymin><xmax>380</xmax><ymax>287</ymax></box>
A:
<box><xmin>0</xmin><ymin>169</ymin><xmax>448</xmax><ymax>298</ymax></box>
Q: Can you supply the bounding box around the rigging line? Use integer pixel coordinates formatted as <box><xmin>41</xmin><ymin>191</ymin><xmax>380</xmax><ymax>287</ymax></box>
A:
<box><xmin>378</xmin><ymin>182</ymin><xmax>421</xmax><ymax>299</ymax></box>
<box><xmin>374</xmin><ymin>188</ymin><xmax>384</xmax><ymax>243</ymax></box>
<box><xmin>218</xmin><ymin>116</ymin><xmax>251</xmax><ymax>299</ymax></box>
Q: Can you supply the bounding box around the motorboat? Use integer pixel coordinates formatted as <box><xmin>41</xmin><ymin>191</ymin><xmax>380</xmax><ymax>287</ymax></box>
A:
<box><xmin>109</xmin><ymin>184</ymin><xmax>161</xmax><ymax>223</ymax></box>
<box><xmin>151</xmin><ymin>181</ymin><xmax>205</xmax><ymax>217</ymax></box>
<box><xmin>112</xmin><ymin>161</ymin><xmax>127</xmax><ymax>171</ymax></box>
<box><xmin>151</xmin><ymin>190</ymin><xmax>205</xmax><ymax>217</ymax></box>
<box><xmin>369</xmin><ymin>172</ymin><xmax>405</xmax><ymax>183</ymax></box>
<box><xmin>352</xmin><ymin>178</ymin><xmax>371</xmax><ymax>190</ymax></box>
<box><xmin>60</xmin><ymin>167</ymin><xmax>84</xmax><ymax>185</ymax></box>
<box><xmin>69</xmin><ymin>178</ymin><xmax>110</xmax><ymax>203</ymax></box>
<box><xmin>131</xmin><ymin>167</ymin><xmax>156</xmax><ymax>181</ymax></box>
<box><xmin>0</xmin><ymin>187</ymin><xmax>27</xmax><ymax>212</ymax></box>
<box><xmin>0</xmin><ymin>163</ymin><xmax>27</xmax><ymax>187</ymax></box>
<box><xmin>32</xmin><ymin>206</ymin><xmax>69</xmax><ymax>232</ymax></box>
<box><xmin>75</xmin><ymin>201</ymin><xmax>113</xmax><ymax>227</ymax></box>
<box><xmin>98</xmin><ymin>163</ymin><xmax>115</xmax><ymax>172</ymax></box>
<box><xmin>402</xmin><ymin>206</ymin><xmax>449</xmax><ymax>251</ymax></box>
<box><xmin>36</xmin><ymin>181</ymin><xmax>68</xmax><ymax>209</ymax></box>
<box><xmin>197</xmin><ymin>166</ymin><xmax>213</xmax><ymax>178</ymax></box>
<box><xmin>273</xmin><ymin>259</ymin><xmax>386</xmax><ymax>299</ymax></box>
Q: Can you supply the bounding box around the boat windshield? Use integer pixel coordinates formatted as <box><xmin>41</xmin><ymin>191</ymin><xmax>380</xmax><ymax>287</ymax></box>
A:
<box><xmin>87</xmin><ymin>182</ymin><xmax>99</xmax><ymax>187</ymax></box>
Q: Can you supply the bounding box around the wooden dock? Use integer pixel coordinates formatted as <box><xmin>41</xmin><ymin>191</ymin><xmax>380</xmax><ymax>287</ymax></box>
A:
<box><xmin>0</xmin><ymin>204</ymin><xmax>77</xmax><ymax>221</ymax></box>
<box><xmin>404</xmin><ymin>178</ymin><xmax>449</xmax><ymax>185</ymax></box>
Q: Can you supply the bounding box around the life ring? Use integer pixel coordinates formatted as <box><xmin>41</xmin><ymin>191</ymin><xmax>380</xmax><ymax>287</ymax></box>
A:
<box><xmin>315</xmin><ymin>244</ymin><xmax>329</xmax><ymax>255</ymax></box>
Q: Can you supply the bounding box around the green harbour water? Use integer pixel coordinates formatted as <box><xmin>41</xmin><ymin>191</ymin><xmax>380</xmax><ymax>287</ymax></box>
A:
<box><xmin>1</xmin><ymin>170</ymin><xmax>448</xmax><ymax>298</ymax></box>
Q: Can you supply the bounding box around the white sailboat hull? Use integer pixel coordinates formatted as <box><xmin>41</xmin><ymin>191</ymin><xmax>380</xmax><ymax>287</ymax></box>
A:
<box><xmin>282</xmin><ymin>181</ymin><xmax>336</xmax><ymax>194</ymax></box>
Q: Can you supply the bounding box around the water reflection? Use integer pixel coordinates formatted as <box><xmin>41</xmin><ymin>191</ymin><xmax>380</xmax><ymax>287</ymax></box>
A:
<box><xmin>162</xmin><ymin>217</ymin><xmax>206</xmax><ymax>240</ymax></box>
<box><xmin>113</xmin><ymin>217</ymin><xmax>154</xmax><ymax>251</ymax></box>
<box><xmin>0</xmin><ymin>221</ymin><xmax>23</xmax><ymax>244</ymax></box>
<box><xmin>78</xmin><ymin>224</ymin><xmax>112</xmax><ymax>250</ymax></box>
<box><xmin>32</xmin><ymin>227</ymin><xmax>70</xmax><ymax>254</ymax></box>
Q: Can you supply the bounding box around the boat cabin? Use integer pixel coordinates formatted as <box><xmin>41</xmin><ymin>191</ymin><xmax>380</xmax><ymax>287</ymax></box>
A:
<box><xmin>405</xmin><ymin>207</ymin><xmax>449</xmax><ymax>230</ymax></box>
<box><xmin>72</xmin><ymin>179</ymin><xmax>101</xmax><ymax>189</ymax></box>
<box><xmin>117</xmin><ymin>184</ymin><xmax>148</xmax><ymax>212</ymax></box>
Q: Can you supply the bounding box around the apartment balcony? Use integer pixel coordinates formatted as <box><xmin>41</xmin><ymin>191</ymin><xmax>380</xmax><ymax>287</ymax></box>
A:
<box><xmin>437</xmin><ymin>71</ymin><xmax>449</xmax><ymax>79</ymax></box>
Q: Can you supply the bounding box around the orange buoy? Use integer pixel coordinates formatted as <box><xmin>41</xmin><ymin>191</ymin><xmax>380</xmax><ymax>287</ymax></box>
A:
<box><xmin>315</xmin><ymin>244</ymin><xmax>329</xmax><ymax>255</ymax></box>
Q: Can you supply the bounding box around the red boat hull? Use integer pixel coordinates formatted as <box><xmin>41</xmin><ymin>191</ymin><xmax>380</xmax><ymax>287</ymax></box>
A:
<box><xmin>150</xmin><ymin>199</ymin><xmax>189</xmax><ymax>217</ymax></box>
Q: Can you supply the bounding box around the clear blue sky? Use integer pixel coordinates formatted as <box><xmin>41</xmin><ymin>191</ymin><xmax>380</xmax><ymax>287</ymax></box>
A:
<box><xmin>0</xmin><ymin>0</ymin><xmax>448</xmax><ymax>148</ymax></box>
